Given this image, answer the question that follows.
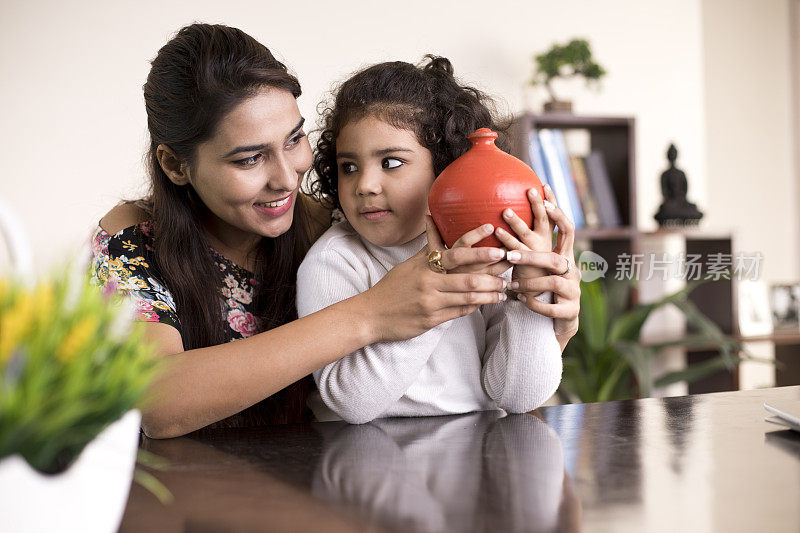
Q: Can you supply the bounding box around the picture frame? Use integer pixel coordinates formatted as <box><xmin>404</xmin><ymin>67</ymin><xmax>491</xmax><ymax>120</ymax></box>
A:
<box><xmin>770</xmin><ymin>283</ymin><xmax>800</xmax><ymax>333</ymax></box>
<box><xmin>738</xmin><ymin>280</ymin><xmax>773</xmax><ymax>337</ymax></box>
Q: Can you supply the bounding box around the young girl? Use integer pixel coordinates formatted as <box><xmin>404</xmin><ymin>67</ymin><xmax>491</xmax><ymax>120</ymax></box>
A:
<box><xmin>298</xmin><ymin>56</ymin><xmax>563</xmax><ymax>424</ymax></box>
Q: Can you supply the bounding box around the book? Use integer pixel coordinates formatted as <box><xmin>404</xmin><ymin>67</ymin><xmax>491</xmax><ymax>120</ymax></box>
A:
<box><xmin>569</xmin><ymin>155</ymin><xmax>600</xmax><ymax>229</ymax></box>
<box><xmin>526</xmin><ymin>131</ymin><xmax>551</xmax><ymax>190</ymax></box>
<box><xmin>551</xmin><ymin>130</ymin><xmax>585</xmax><ymax>229</ymax></box>
<box><xmin>537</xmin><ymin>129</ymin><xmax>581</xmax><ymax>228</ymax></box>
<box><xmin>583</xmin><ymin>151</ymin><xmax>622</xmax><ymax>227</ymax></box>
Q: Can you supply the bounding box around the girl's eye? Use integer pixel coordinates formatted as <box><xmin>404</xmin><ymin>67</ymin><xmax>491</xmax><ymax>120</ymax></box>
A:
<box><xmin>286</xmin><ymin>132</ymin><xmax>306</xmax><ymax>148</ymax></box>
<box><xmin>340</xmin><ymin>162</ymin><xmax>357</xmax><ymax>175</ymax></box>
<box><xmin>234</xmin><ymin>154</ymin><xmax>262</xmax><ymax>166</ymax></box>
<box><xmin>382</xmin><ymin>158</ymin><xmax>403</xmax><ymax>170</ymax></box>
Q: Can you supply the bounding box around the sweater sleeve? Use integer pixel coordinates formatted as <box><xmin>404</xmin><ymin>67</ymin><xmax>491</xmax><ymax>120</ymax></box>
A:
<box><xmin>479</xmin><ymin>289</ymin><xmax>562</xmax><ymax>413</ymax></box>
<box><xmin>296</xmin><ymin>248</ymin><xmax>451</xmax><ymax>424</ymax></box>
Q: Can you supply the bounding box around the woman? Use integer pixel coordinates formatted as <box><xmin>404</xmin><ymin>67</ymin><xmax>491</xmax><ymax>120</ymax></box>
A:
<box><xmin>91</xmin><ymin>23</ymin><xmax>580</xmax><ymax>438</ymax></box>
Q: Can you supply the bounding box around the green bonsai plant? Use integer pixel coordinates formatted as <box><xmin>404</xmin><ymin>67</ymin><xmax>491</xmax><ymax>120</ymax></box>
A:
<box><xmin>560</xmin><ymin>276</ymin><xmax>756</xmax><ymax>404</ymax></box>
<box><xmin>531</xmin><ymin>38</ymin><xmax>606</xmax><ymax>113</ymax></box>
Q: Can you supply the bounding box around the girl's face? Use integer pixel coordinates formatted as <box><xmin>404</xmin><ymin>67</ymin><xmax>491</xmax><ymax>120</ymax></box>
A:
<box><xmin>187</xmin><ymin>87</ymin><xmax>312</xmax><ymax>252</ymax></box>
<box><xmin>336</xmin><ymin>115</ymin><xmax>435</xmax><ymax>247</ymax></box>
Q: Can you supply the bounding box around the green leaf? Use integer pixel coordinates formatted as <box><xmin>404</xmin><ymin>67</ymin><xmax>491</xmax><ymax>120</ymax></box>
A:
<box><xmin>606</xmin><ymin>278</ymin><xmax>632</xmax><ymax>323</ymax></box>
<box><xmin>608</xmin><ymin>281</ymin><xmax>699</xmax><ymax>343</ymax></box>
<box><xmin>597</xmin><ymin>357</ymin><xmax>630</xmax><ymax>403</ymax></box>
<box><xmin>137</xmin><ymin>449</ymin><xmax>171</xmax><ymax>471</ymax></box>
<box><xmin>578</xmin><ymin>280</ymin><xmax>608</xmax><ymax>351</ymax></box>
<box><xmin>615</xmin><ymin>340</ymin><xmax>656</xmax><ymax>398</ymax></box>
<box><xmin>654</xmin><ymin>357</ymin><xmax>730</xmax><ymax>388</ymax></box>
<box><xmin>134</xmin><ymin>467</ymin><xmax>174</xmax><ymax>505</ymax></box>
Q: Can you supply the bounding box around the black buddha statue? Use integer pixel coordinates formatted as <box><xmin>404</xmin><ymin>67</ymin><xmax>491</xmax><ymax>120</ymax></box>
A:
<box><xmin>654</xmin><ymin>144</ymin><xmax>703</xmax><ymax>227</ymax></box>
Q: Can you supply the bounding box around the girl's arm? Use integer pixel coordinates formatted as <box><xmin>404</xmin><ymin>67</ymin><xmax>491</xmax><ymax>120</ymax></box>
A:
<box><xmin>479</xmin><ymin>291</ymin><xmax>562</xmax><ymax>414</ymax></box>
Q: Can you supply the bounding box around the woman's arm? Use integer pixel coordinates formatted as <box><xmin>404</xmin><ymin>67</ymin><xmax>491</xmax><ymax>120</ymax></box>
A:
<box><xmin>140</xmin><ymin>250</ymin><xmax>506</xmax><ymax>437</ymax></box>
<box><xmin>94</xmin><ymin>239</ymin><xmax>504</xmax><ymax>439</ymax></box>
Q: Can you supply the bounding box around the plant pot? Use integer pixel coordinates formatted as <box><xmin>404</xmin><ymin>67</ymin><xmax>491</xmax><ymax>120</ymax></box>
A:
<box><xmin>428</xmin><ymin>128</ymin><xmax>544</xmax><ymax>248</ymax></box>
<box><xmin>0</xmin><ymin>409</ymin><xmax>142</xmax><ymax>533</ymax></box>
<box><xmin>543</xmin><ymin>100</ymin><xmax>572</xmax><ymax>114</ymax></box>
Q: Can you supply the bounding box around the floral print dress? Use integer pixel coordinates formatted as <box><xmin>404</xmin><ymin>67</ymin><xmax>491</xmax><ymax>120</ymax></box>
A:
<box><xmin>90</xmin><ymin>217</ymin><xmax>319</xmax><ymax>429</ymax></box>
<box><xmin>90</xmin><ymin>220</ymin><xmax>260</xmax><ymax>342</ymax></box>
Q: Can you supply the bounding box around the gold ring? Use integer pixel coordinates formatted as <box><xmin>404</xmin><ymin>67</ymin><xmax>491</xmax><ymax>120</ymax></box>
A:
<box><xmin>427</xmin><ymin>250</ymin><xmax>446</xmax><ymax>273</ymax></box>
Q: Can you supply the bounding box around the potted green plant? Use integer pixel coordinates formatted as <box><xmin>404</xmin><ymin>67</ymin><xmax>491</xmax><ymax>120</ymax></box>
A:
<box><xmin>531</xmin><ymin>38</ymin><xmax>606</xmax><ymax>114</ymax></box>
<box><xmin>0</xmin><ymin>269</ymin><xmax>161</xmax><ymax>532</ymax></box>
<box><xmin>560</xmin><ymin>276</ymin><xmax>756</xmax><ymax>404</ymax></box>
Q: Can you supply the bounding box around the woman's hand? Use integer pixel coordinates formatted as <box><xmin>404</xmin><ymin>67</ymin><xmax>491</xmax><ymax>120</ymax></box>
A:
<box><xmin>359</xmin><ymin>218</ymin><xmax>509</xmax><ymax>343</ymax></box>
<box><xmin>426</xmin><ymin>216</ymin><xmax>511</xmax><ymax>276</ymax></box>
<box><xmin>505</xmin><ymin>185</ymin><xmax>581</xmax><ymax>351</ymax></box>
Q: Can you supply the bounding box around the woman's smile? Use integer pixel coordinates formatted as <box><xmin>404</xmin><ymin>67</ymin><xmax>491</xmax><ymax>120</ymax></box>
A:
<box><xmin>253</xmin><ymin>193</ymin><xmax>294</xmax><ymax>218</ymax></box>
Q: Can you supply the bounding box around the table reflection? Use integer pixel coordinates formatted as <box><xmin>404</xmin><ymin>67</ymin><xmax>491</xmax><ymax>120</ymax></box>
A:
<box><xmin>120</xmin><ymin>387</ymin><xmax>800</xmax><ymax>532</ymax></box>
<box><xmin>312</xmin><ymin>413</ymin><xmax>581</xmax><ymax>533</ymax></box>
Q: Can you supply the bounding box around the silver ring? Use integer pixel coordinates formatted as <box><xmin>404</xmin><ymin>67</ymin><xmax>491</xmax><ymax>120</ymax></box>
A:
<box><xmin>559</xmin><ymin>257</ymin><xmax>570</xmax><ymax>277</ymax></box>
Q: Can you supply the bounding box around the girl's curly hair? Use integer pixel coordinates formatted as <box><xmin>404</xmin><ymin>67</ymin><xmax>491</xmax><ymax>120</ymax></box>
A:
<box><xmin>306</xmin><ymin>55</ymin><xmax>508</xmax><ymax>210</ymax></box>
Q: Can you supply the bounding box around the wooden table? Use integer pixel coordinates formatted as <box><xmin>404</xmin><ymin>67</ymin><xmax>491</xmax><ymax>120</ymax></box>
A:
<box><xmin>120</xmin><ymin>386</ymin><xmax>800</xmax><ymax>532</ymax></box>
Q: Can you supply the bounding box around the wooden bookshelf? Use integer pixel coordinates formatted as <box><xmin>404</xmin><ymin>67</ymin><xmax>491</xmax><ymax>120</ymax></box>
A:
<box><xmin>509</xmin><ymin>112</ymin><xmax>798</xmax><ymax>394</ymax></box>
<box><xmin>509</xmin><ymin>114</ymin><xmax>637</xmax><ymax>228</ymax></box>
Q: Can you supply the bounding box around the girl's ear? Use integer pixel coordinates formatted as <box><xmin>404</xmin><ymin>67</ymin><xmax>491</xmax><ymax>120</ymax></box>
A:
<box><xmin>156</xmin><ymin>144</ymin><xmax>190</xmax><ymax>186</ymax></box>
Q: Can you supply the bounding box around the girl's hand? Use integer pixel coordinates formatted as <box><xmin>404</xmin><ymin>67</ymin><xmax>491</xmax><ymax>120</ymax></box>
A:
<box><xmin>493</xmin><ymin>187</ymin><xmax>553</xmax><ymax>293</ymax></box>
<box><xmin>426</xmin><ymin>216</ymin><xmax>511</xmax><ymax>276</ymax></box>
<box><xmin>505</xmin><ymin>184</ymin><xmax>581</xmax><ymax>351</ymax></box>
<box><xmin>362</xmin><ymin>219</ymin><xmax>509</xmax><ymax>342</ymax></box>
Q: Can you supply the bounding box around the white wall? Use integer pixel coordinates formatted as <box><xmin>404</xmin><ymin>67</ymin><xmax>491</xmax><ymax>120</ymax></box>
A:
<box><xmin>0</xmin><ymin>0</ymin><xmax>707</xmax><ymax>271</ymax></box>
<box><xmin>702</xmin><ymin>0</ymin><xmax>796</xmax><ymax>285</ymax></box>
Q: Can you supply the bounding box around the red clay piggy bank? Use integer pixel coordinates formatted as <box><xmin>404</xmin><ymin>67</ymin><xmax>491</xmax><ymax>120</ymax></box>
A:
<box><xmin>428</xmin><ymin>128</ymin><xmax>544</xmax><ymax>248</ymax></box>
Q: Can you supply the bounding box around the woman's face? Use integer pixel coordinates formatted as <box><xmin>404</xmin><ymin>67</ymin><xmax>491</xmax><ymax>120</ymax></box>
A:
<box><xmin>187</xmin><ymin>87</ymin><xmax>312</xmax><ymax>250</ymax></box>
<box><xmin>336</xmin><ymin>115</ymin><xmax>435</xmax><ymax>247</ymax></box>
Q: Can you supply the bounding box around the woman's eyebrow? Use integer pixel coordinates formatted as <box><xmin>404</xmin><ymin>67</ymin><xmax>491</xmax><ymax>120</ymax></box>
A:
<box><xmin>224</xmin><ymin>144</ymin><xmax>267</xmax><ymax>158</ymax></box>
<box><xmin>287</xmin><ymin>117</ymin><xmax>305</xmax><ymax>138</ymax></box>
<box><xmin>223</xmin><ymin>117</ymin><xmax>306</xmax><ymax>158</ymax></box>
<box><xmin>336</xmin><ymin>147</ymin><xmax>414</xmax><ymax>159</ymax></box>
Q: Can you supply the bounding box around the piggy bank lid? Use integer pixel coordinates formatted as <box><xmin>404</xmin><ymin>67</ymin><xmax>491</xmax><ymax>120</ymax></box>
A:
<box><xmin>468</xmin><ymin>128</ymin><xmax>499</xmax><ymax>147</ymax></box>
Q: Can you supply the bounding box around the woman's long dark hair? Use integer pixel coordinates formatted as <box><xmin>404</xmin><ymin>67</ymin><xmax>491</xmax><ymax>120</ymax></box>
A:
<box><xmin>307</xmin><ymin>55</ymin><xmax>508</xmax><ymax>210</ymax></box>
<box><xmin>142</xmin><ymin>23</ymin><xmax>313</xmax><ymax>425</ymax></box>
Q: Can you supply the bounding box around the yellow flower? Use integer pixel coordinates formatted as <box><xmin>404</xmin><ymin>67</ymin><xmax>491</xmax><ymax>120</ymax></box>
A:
<box><xmin>33</xmin><ymin>282</ymin><xmax>55</xmax><ymax>323</ymax></box>
<box><xmin>56</xmin><ymin>316</ymin><xmax>98</xmax><ymax>363</ymax></box>
<box><xmin>0</xmin><ymin>314</ymin><xmax>23</xmax><ymax>363</ymax></box>
<box><xmin>0</xmin><ymin>292</ymin><xmax>36</xmax><ymax>363</ymax></box>
<box><xmin>122</xmin><ymin>240</ymin><xmax>138</xmax><ymax>251</ymax></box>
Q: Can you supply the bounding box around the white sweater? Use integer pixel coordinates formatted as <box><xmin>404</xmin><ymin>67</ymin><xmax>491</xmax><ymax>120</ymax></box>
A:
<box><xmin>296</xmin><ymin>221</ymin><xmax>562</xmax><ymax>424</ymax></box>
